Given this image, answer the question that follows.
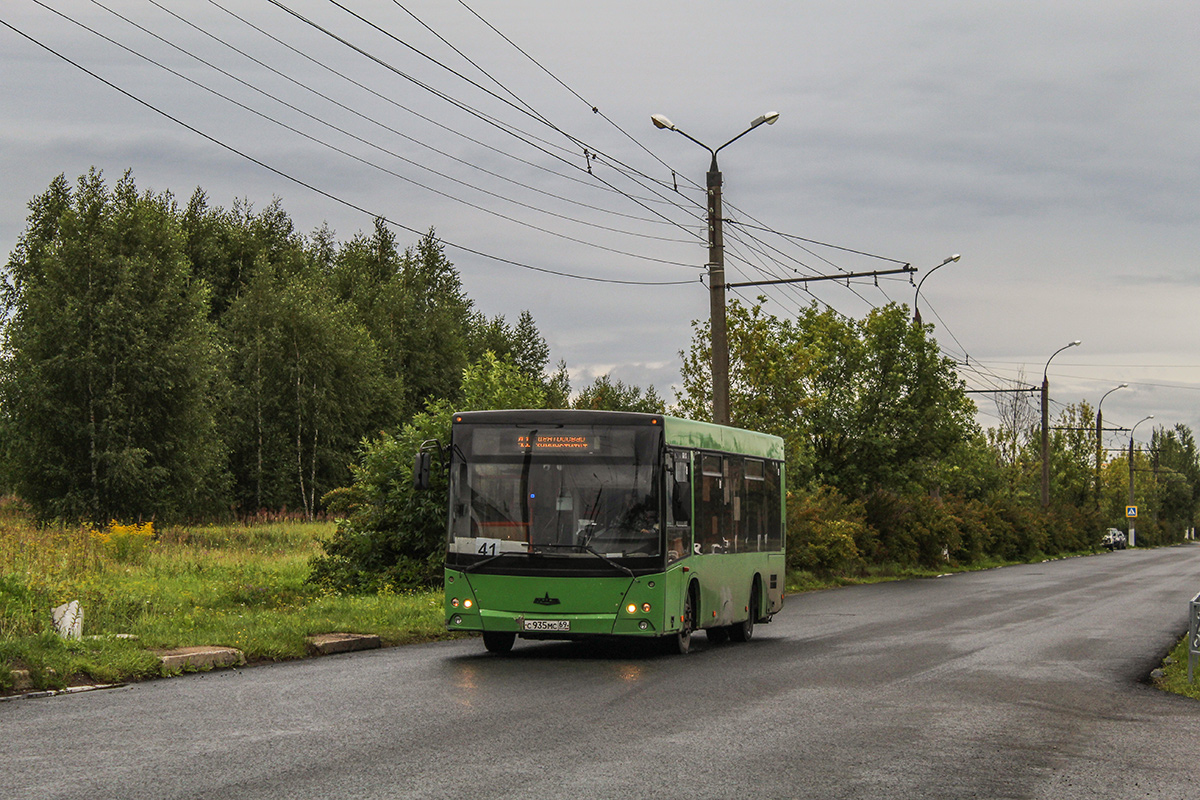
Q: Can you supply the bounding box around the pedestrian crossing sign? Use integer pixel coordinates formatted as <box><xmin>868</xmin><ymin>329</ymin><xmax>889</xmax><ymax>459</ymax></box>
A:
<box><xmin>1126</xmin><ymin>506</ymin><xmax>1137</xmax><ymax>518</ymax></box>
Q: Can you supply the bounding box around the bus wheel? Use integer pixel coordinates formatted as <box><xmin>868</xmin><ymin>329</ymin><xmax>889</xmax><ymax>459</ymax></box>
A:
<box><xmin>730</xmin><ymin>582</ymin><xmax>759</xmax><ymax>643</ymax></box>
<box><xmin>706</xmin><ymin>626</ymin><xmax>729</xmax><ymax>644</ymax></box>
<box><xmin>482</xmin><ymin>631</ymin><xmax>515</xmax><ymax>654</ymax></box>
<box><xmin>671</xmin><ymin>587</ymin><xmax>696</xmax><ymax>655</ymax></box>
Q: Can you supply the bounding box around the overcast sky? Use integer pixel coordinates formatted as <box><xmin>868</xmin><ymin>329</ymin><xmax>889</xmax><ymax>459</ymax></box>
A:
<box><xmin>2</xmin><ymin>1</ymin><xmax>1197</xmax><ymax>454</ymax></box>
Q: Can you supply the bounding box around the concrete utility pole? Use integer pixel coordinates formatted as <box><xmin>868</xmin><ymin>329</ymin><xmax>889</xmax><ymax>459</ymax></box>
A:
<box><xmin>1095</xmin><ymin>383</ymin><xmax>1127</xmax><ymax>508</ymax></box>
<box><xmin>652</xmin><ymin>111</ymin><xmax>778</xmax><ymax>426</ymax></box>
<box><xmin>1128</xmin><ymin>414</ymin><xmax>1154</xmax><ymax>547</ymax></box>
<box><xmin>1042</xmin><ymin>340</ymin><xmax>1081</xmax><ymax>507</ymax></box>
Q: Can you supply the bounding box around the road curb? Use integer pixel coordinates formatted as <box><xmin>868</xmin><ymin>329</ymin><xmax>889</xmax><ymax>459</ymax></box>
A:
<box><xmin>305</xmin><ymin>633</ymin><xmax>382</xmax><ymax>656</ymax></box>
<box><xmin>156</xmin><ymin>646</ymin><xmax>246</xmax><ymax>673</ymax></box>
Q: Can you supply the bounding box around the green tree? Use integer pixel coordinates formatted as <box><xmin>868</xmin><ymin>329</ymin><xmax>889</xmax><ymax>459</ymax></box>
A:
<box><xmin>310</xmin><ymin>352</ymin><xmax>547</xmax><ymax>590</ymax></box>
<box><xmin>0</xmin><ymin>170</ymin><xmax>226</xmax><ymax>521</ymax></box>
<box><xmin>223</xmin><ymin>255</ymin><xmax>393</xmax><ymax>517</ymax></box>
<box><xmin>1150</xmin><ymin>424</ymin><xmax>1200</xmax><ymax>538</ymax></box>
<box><xmin>1047</xmin><ymin>401</ymin><xmax>1099</xmax><ymax>508</ymax></box>
<box><xmin>572</xmin><ymin>374</ymin><xmax>666</xmax><ymax>413</ymax></box>
<box><xmin>679</xmin><ymin>300</ymin><xmax>976</xmax><ymax>497</ymax></box>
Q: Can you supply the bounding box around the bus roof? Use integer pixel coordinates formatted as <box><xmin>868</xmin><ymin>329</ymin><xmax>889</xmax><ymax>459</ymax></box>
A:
<box><xmin>451</xmin><ymin>409</ymin><xmax>784</xmax><ymax>461</ymax></box>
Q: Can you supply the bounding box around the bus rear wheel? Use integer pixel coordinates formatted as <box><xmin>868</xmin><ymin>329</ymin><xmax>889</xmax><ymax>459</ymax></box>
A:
<box><xmin>482</xmin><ymin>631</ymin><xmax>515</xmax><ymax>654</ymax></box>
<box><xmin>729</xmin><ymin>582</ymin><xmax>759</xmax><ymax>643</ymax></box>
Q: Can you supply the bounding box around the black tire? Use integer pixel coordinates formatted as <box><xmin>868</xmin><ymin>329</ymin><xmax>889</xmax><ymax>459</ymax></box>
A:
<box><xmin>670</xmin><ymin>586</ymin><xmax>696</xmax><ymax>655</ymax></box>
<box><xmin>729</xmin><ymin>582</ymin><xmax>759</xmax><ymax>643</ymax></box>
<box><xmin>482</xmin><ymin>631</ymin><xmax>515</xmax><ymax>654</ymax></box>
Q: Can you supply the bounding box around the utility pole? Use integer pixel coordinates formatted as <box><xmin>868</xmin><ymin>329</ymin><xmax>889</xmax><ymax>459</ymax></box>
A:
<box><xmin>1041</xmin><ymin>340</ymin><xmax>1081</xmax><ymax>507</ymax></box>
<box><xmin>652</xmin><ymin>111</ymin><xmax>779</xmax><ymax>426</ymax></box>
<box><xmin>706</xmin><ymin>156</ymin><xmax>729</xmax><ymax>426</ymax></box>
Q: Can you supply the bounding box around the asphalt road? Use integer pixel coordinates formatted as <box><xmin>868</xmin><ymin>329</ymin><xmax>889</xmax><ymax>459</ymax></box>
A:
<box><xmin>5</xmin><ymin>546</ymin><xmax>1200</xmax><ymax>800</ymax></box>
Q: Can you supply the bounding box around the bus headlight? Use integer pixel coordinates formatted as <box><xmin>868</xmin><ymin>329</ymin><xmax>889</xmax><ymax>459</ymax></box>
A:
<box><xmin>463</xmin><ymin>599</ymin><xmax>474</xmax><ymax>609</ymax></box>
<box><xmin>451</xmin><ymin>598</ymin><xmax>459</xmax><ymax>607</ymax></box>
<box><xmin>626</xmin><ymin>603</ymin><xmax>637</xmax><ymax>614</ymax></box>
<box><xmin>641</xmin><ymin>603</ymin><xmax>651</xmax><ymax>613</ymax></box>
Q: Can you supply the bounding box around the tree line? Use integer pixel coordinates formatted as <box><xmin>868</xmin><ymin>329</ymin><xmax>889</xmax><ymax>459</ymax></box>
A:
<box><xmin>0</xmin><ymin>169</ymin><xmax>649</xmax><ymax>523</ymax></box>
<box><xmin>3</xmin><ymin>169</ymin><xmax>1196</xmax><ymax>592</ymax></box>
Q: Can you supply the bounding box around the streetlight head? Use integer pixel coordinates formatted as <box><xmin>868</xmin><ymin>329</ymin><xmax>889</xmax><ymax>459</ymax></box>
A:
<box><xmin>651</xmin><ymin>114</ymin><xmax>675</xmax><ymax>131</ymax></box>
<box><xmin>751</xmin><ymin>111</ymin><xmax>780</xmax><ymax>128</ymax></box>
<box><xmin>1071</xmin><ymin>340</ymin><xmax>1081</xmax><ymax>347</ymax></box>
<box><xmin>1119</xmin><ymin>382</ymin><xmax>1129</xmax><ymax>388</ymax></box>
<box><xmin>941</xmin><ymin>254</ymin><xmax>961</xmax><ymax>266</ymax></box>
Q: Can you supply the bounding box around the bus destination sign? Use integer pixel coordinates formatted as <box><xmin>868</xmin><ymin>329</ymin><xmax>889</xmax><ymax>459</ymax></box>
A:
<box><xmin>516</xmin><ymin>433</ymin><xmax>595</xmax><ymax>453</ymax></box>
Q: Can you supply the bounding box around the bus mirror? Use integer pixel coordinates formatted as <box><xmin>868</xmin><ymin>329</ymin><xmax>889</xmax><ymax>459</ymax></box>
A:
<box><xmin>413</xmin><ymin>451</ymin><xmax>432</xmax><ymax>490</ymax></box>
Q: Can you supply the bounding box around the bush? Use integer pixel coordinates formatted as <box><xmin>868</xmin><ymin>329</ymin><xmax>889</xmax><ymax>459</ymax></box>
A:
<box><xmin>787</xmin><ymin>485</ymin><xmax>873</xmax><ymax>575</ymax></box>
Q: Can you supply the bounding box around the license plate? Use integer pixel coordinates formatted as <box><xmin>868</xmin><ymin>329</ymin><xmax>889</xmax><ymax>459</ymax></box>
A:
<box><xmin>523</xmin><ymin>619</ymin><xmax>569</xmax><ymax>632</ymax></box>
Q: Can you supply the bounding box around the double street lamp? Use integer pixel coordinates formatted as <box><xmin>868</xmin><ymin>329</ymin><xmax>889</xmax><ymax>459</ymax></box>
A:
<box><xmin>1128</xmin><ymin>414</ymin><xmax>1154</xmax><ymax>547</ymax></box>
<box><xmin>1041</xmin><ymin>340</ymin><xmax>1081</xmax><ymax>507</ymax></box>
<box><xmin>652</xmin><ymin>111</ymin><xmax>779</xmax><ymax>426</ymax></box>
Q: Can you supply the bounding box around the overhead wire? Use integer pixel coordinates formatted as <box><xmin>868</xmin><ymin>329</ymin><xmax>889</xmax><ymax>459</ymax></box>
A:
<box><xmin>147</xmin><ymin>0</ymin><xmax>687</xmax><ymax>232</ymax></box>
<box><xmin>267</xmin><ymin>0</ymin><xmax>706</xmax><ymax>238</ymax></box>
<box><xmin>0</xmin><ymin>14</ymin><xmax>698</xmax><ymax>288</ymax></box>
<box><xmin>61</xmin><ymin>0</ymin><xmax>700</xmax><ymax>268</ymax></box>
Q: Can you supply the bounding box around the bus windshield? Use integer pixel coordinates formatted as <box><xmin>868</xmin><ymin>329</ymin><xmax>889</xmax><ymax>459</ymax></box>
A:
<box><xmin>447</xmin><ymin>424</ymin><xmax>662</xmax><ymax>568</ymax></box>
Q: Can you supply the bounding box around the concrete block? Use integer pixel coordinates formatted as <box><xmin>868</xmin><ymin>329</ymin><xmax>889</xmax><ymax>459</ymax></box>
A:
<box><xmin>305</xmin><ymin>633</ymin><xmax>382</xmax><ymax>656</ymax></box>
<box><xmin>11</xmin><ymin>669</ymin><xmax>32</xmax><ymax>692</ymax></box>
<box><xmin>157</xmin><ymin>646</ymin><xmax>245</xmax><ymax>672</ymax></box>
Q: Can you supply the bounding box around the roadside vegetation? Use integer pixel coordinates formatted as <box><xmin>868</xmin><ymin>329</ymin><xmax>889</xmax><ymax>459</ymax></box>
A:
<box><xmin>0</xmin><ymin>500</ymin><xmax>445</xmax><ymax>694</ymax></box>
<box><xmin>1153</xmin><ymin>636</ymin><xmax>1200</xmax><ymax>702</ymax></box>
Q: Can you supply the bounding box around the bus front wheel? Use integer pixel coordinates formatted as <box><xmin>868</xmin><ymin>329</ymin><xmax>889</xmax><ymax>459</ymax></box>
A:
<box><xmin>482</xmin><ymin>631</ymin><xmax>515</xmax><ymax>654</ymax></box>
<box><xmin>671</xmin><ymin>587</ymin><xmax>696</xmax><ymax>655</ymax></box>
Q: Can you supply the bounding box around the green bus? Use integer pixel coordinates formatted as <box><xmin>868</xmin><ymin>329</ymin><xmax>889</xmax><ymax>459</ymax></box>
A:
<box><xmin>433</xmin><ymin>409</ymin><xmax>785</xmax><ymax>654</ymax></box>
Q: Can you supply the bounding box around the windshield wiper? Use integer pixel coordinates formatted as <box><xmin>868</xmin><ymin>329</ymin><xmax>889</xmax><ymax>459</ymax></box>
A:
<box><xmin>462</xmin><ymin>550</ymin><xmax>530</xmax><ymax>573</ymax></box>
<box><xmin>535</xmin><ymin>543</ymin><xmax>635</xmax><ymax>578</ymax></box>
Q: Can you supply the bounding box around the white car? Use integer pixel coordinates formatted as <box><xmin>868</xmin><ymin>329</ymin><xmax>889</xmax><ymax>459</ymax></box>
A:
<box><xmin>1102</xmin><ymin>528</ymin><xmax>1127</xmax><ymax>551</ymax></box>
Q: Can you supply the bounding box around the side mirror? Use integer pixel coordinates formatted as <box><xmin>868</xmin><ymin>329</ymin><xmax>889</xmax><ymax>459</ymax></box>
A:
<box><xmin>413</xmin><ymin>451</ymin><xmax>432</xmax><ymax>490</ymax></box>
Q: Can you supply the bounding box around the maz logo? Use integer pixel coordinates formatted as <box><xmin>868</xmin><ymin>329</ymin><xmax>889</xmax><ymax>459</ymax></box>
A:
<box><xmin>533</xmin><ymin>592</ymin><xmax>561</xmax><ymax>606</ymax></box>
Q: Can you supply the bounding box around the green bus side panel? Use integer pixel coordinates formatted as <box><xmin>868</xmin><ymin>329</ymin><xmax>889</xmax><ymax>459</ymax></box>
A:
<box><xmin>684</xmin><ymin>552</ymin><xmax>782</xmax><ymax>627</ymax></box>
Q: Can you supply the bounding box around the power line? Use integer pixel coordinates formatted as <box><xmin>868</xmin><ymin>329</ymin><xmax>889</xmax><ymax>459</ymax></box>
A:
<box><xmin>0</xmin><ymin>15</ymin><xmax>696</xmax><ymax>288</ymax></box>
<box><xmin>52</xmin><ymin>1</ymin><xmax>700</xmax><ymax>269</ymax></box>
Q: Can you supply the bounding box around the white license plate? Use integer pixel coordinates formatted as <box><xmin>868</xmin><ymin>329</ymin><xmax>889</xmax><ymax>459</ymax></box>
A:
<box><xmin>523</xmin><ymin>619</ymin><xmax>570</xmax><ymax>632</ymax></box>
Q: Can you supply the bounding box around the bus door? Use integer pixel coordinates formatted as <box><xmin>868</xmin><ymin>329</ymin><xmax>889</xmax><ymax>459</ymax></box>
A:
<box><xmin>665</xmin><ymin>449</ymin><xmax>692</xmax><ymax>564</ymax></box>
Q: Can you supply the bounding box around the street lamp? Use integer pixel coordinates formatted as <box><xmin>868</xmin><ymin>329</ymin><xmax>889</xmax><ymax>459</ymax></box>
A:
<box><xmin>1095</xmin><ymin>383</ymin><xmax>1127</xmax><ymax>508</ymax></box>
<box><xmin>1128</xmin><ymin>414</ymin><xmax>1154</xmax><ymax>547</ymax></box>
<box><xmin>1041</xmin><ymin>340</ymin><xmax>1081</xmax><ymax>507</ymax></box>
<box><xmin>652</xmin><ymin>110</ymin><xmax>779</xmax><ymax>426</ymax></box>
<box><xmin>912</xmin><ymin>254</ymin><xmax>962</xmax><ymax>325</ymax></box>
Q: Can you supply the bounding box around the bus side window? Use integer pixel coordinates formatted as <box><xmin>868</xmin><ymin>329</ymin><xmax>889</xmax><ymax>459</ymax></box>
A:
<box><xmin>698</xmin><ymin>454</ymin><xmax>724</xmax><ymax>554</ymax></box>
<box><xmin>766</xmin><ymin>461</ymin><xmax>782</xmax><ymax>551</ymax></box>
<box><xmin>666</xmin><ymin>450</ymin><xmax>692</xmax><ymax>563</ymax></box>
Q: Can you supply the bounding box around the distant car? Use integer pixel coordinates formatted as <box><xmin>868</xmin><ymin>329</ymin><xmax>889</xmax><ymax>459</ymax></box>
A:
<box><xmin>1102</xmin><ymin>528</ymin><xmax>1127</xmax><ymax>551</ymax></box>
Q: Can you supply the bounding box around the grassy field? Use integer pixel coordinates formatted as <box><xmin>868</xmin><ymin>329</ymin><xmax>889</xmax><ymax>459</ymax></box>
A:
<box><xmin>0</xmin><ymin>500</ymin><xmax>448</xmax><ymax>693</ymax></box>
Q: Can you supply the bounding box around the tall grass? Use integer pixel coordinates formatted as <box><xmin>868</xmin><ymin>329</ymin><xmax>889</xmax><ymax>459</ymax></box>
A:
<box><xmin>0</xmin><ymin>499</ymin><xmax>447</xmax><ymax>692</ymax></box>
